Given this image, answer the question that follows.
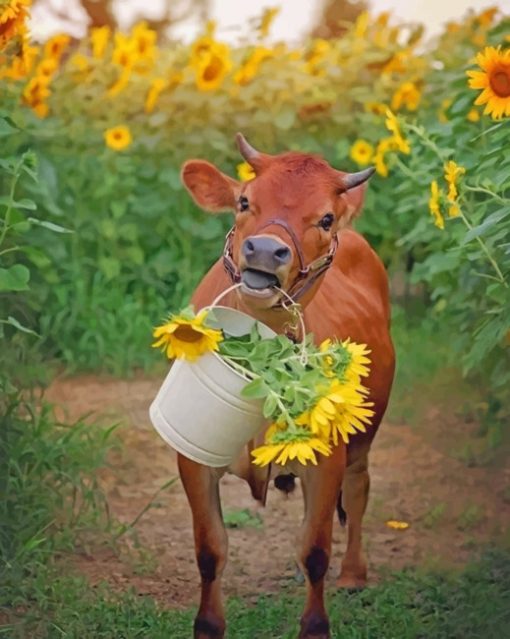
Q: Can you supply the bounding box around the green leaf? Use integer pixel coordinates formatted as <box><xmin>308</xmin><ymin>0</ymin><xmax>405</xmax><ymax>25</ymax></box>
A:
<box><xmin>462</xmin><ymin>208</ymin><xmax>510</xmax><ymax>244</ymax></box>
<box><xmin>0</xmin><ymin>196</ymin><xmax>37</xmax><ymax>210</ymax></box>
<box><xmin>27</xmin><ymin>218</ymin><xmax>73</xmax><ymax>233</ymax></box>
<box><xmin>2</xmin><ymin>315</ymin><xmax>39</xmax><ymax>336</ymax></box>
<box><xmin>0</xmin><ymin>117</ymin><xmax>17</xmax><ymax>137</ymax></box>
<box><xmin>241</xmin><ymin>377</ymin><xmax>268</xmax><ymax>399</ymax></box>
<box><xmin>262</xmin><ymin>393</ymin><xmax>277</xmax><ymax>418</ymax></box>
<box><xmin>0</xmin><ymin>264</ymin><xmax>30</xmax><ymax>291</ymax></box>
<box><xmin>98</xmin><ymin>256</ymin><xmax>121</xmax><ymax>280</ymax></box>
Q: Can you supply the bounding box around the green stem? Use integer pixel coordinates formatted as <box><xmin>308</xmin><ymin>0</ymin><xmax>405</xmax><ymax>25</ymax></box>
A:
<box><xmin>0</xmin><ymin>246</ymin><xmax>20</xmax><ymax>257</ymax></box>
<box><xmin>221</xmin><ymin>356</ymin><xmax>258</xmax><ymax>380</ymax></box>
<box><xmin>268</xmin><ymin>389</ymin><xmax>296</xmax><ymax>431</ymax></box>
<box><xmin>0</xmin><ymin>167</ymin><xmax>21</xmax><ymax>250</ymax></box>
<box><xmin>464</xmin><ymin>185</ymin><xmax>508</xmax><ymax>204</ymax></box>
<box><xmin>459</xmin><ymin>208</ymin><xmax>508</xmax><ymax>288</ymax></box>
<box><xmin>405</xmin><ymin>123</ymin><xmax>448</xmax><ymax>163</ymax></box>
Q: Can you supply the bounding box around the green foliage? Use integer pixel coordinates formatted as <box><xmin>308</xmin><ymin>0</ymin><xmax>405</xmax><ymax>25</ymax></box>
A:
<box><xmin>0</xmin><ymin>122</ymin><xmax>116</xmax><ymax>627</ymax></box>
<box><xmin>0</xmin><ymin>387</ymin><xmax>116</xmax><ymax>604</ymax></box>
<box><xmin>1</xmin><ymin>11</ymin><xmax>509</xmax><ymax>394</ymax></box>
<box><xmin>3</xmin><ymin>551</ymin><xmax>509</xmax><ymax>638</ymax></box>
<box><xmin>223</xmin><ymin>508</ymin><xmax>263</xmax><ymax>529</ymax></box>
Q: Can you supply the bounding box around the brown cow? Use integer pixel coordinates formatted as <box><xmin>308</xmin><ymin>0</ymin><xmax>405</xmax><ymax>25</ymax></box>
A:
<box><xmin>178</xmin><ymin>134</ymin><xmax>395</xmax><ymax>639</ymax></box>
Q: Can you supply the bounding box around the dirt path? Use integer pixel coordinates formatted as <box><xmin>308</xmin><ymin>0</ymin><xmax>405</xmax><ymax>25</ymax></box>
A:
<box><xmin>47</xmin><ymin>375</ymin><xmax>510</xmax><ymax>610</ymax></box>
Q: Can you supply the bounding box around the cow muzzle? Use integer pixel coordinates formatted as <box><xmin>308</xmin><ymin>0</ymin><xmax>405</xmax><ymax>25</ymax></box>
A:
<box><xmin>239</xmin><ymin>235</ymin><xmax>292</xmax><ymax>299</ymax></box>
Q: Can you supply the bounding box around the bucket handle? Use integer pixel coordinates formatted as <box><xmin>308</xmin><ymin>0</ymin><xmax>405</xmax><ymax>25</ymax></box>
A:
<box><xmin>207</xmin><ymin>282</ymin><xmax>308</xmax><ymax>364</ymax></box>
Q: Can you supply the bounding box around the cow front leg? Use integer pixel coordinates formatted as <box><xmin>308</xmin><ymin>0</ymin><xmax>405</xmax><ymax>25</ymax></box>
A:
<box><xmin>178</xmin><ymin>454</ymin><xmax>227</xmax><ymax>639</ymax></box>
<box><xmin>337</xmin><ymin>452</ymin><xmax>369</xmax><ymax>589</ymax></box>
<box><xmin>298</xmin><ymin>444</ymin><xmax>346</xmax><ymax>639</ymax></box>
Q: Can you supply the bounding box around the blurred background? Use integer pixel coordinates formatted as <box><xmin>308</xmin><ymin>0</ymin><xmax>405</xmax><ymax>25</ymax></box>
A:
<box><xmin>30</xmin><ymin>0</ymin><xmax>510</xmax><ymax>40</ymax></box>
<box><xmin>1</xmin><ymin>2</ymin><xmax>510</xmax><ymax>637</ymax></box>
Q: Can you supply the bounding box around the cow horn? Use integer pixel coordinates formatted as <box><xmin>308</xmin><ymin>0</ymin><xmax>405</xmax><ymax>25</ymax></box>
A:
<box><xmin>235</xmin><ymin>133</ymin><xmax>271</xmax><ymax>173</ymax></box>
<box><xmin>235</xmin><ymin>133</ymin><xmax>261</xmax><ymax>163</ymax></box>
<box><xmin>343</xmin><ymin>167</ymin><xmax>376</xmax><ymax>190</ymax></box>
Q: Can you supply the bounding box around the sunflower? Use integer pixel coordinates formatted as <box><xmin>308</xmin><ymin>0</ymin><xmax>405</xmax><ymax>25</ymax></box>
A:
<box><xmin>90</xmin><ymin>25</ymin><xmax>110</xmax><ymax>59</ymax></box>
<box><xmin>0</xmin><ymin>37</ymin><xmax>37</xmax><ymax>80</ymax></box>
<box><xmin>365</xmin><ymin>101</ymin><xmax>387</xmax><ymax>116</ymax></box>
<box><xmin>104</xmin><ymin>125</ymin><xmax>132</xmax><ymax>151</ymax></box>
<box><xmin>342</xmin><ymin>339</ymin><xmax>371</xmax><ymax>383</ymax></box>
<box><xmin>467</xmin><ymin>46</ymin><xmax>510</xmax><ymax>119</ymax></box>
<box><xmin>69</xmin><ymin>52</ymin><xmax>89</xmax><ymax>73</ymax></box>
<box><xmin>168</xmin><ymin>71</ymin><xmax>183</xmax><ymax>91</ymax></box>
<box><xmin>237</xmin><ymin>161</ymin><xmax>255</xmax><ymax>182</ymax></box>
<box><xmin>22</xmin><ymin>75</ymin><xmax>50</xmax><ymax>116</ymax></box>
<box><xmin>297</xmin><ymin>378</ymin><xmax>373</xmax><ymax>445</ymax></box>
<box><xmin>349</xmin><ymin>139</ymin><xmax>374</xmax><ymax>166</ymax></box>
<box><xmin>466</xmin><ymin>108</ymin><xmax>480</xmax><ymax>122</ymax></box>
<box><xmin>195</xmin><ymin>44</ymin><xmax>231</xmax><ymax>92</ymax></box>
<box><xmin>112</xmin><ymin>33</ymin><xmax>136</xmax><ymax>69</ymax></box>
<box><xmin>190</xmin><ymin>35</ymin><xmax>216</xmax><ymax>67</ymax></box>
<box><xmin>35</xmin><ymin>57</ymin><xmax>57</xmax><ymax>79</ymax></box>
<box><xmin>43</xmin><ymin>34</ymin><xmax>70</xmax><ymax>62</ymax></box>
<box><xmin>385</xmin><ymin>109</ymin><xmax>411</xmax><ymax>154</ymax></box>
<box><xmin>443</xmin><ymin>160</ymin><xmax>465</xmax><ymax>218</ymax></box>
<box><xmin>428</xmin><ymin>180</ymin><xmax>444</xmax><ymax>230</ymax></box>
<box><xmin>251</xmin><ymin>425</ymin><xmax>331</xmax><ymax>467</ymax></box>
<box><xmin>234</xmin><ymin>46</ymin><xmax>273</xmax><ymax>85</ymax></box>
<box><xmin>131</xmin><ymin>21</ymin><xmax>157</xmax><ymax>69</ymax></box>
<box><xmin>234</xmin><ymin>61</ymin><xmax>257</xmax><ymax>86</ymax></box>
<box><xmin>328</xmin><ymin>383</ymin><xmax>374</xmax><ymax>445</ymax></box>
<box><xmin>391</xmin><ymin>81</ymin><xmax>421</xmax><ymax>112</ymax></box>
<box><xmin>0</xmin><ymin>0</ymin><xmax>29</xmax><ymax>50</ymax></box>
<box><xmin>259</xmin><ymin>7</ymin><xmax>280</xmax><ymax>39</ymax></box>
<box><xmin>152</xmin><ymin>309</ymin><xmax>223</xmax><ymax>361</ymax></box>
<box><xmin>444</xmin><ymin>160</ymin><xmax>465</xmax><ymax>202</ymax></box>
<box><xmin>144</xmin><ymin>77</ymin><xmax>166</xmax><ymax>114</ymax></box>
<box><xmin>319</xmin><ymin>338</ymin><xmax>334</xmax><ymax>377</ymax></box>
<box><xmin>373</xmin><ymin>137</ymin><xmax>398</xmax><ymax>178</ymax></box>
<box><xmin>107</xmin><ymin>67</ymin><xmax>131</xmax><ymax>97</ymax></box>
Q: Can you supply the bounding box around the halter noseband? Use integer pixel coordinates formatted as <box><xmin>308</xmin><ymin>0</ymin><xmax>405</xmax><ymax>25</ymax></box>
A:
<box><xmin>222</xmin><ymin>218</ymin><xmax>339</xmax><ymax>309</ymax></box>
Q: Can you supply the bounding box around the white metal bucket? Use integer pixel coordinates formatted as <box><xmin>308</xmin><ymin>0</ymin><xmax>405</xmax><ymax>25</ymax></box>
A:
<box><xmin>149</xmin><ymin>306</ymin><xmax>276</xmax><ymax>468</ymax></box>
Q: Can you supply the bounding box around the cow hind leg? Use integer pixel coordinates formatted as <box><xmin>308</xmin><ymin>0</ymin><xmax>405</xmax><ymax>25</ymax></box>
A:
<box><xmin>298</xmin><ymin>445</ymin><xmax>346</xmax><ymax>639</ymax></box>
<box><xmin>337</xmin><ymin>453</ymin><xmax>370</xmax><ymax>590</ymax></box>
<box><xmin>178</xmin><ymin>454</ymin><xmax>227</xmax><ymax>639</ymax></box>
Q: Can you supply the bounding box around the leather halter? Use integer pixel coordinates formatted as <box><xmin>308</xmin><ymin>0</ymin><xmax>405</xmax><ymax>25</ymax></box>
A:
<box><xmin>222</xmin><ymin>218</ymin><xmax>339</xmax><ymax>308</ymax></box>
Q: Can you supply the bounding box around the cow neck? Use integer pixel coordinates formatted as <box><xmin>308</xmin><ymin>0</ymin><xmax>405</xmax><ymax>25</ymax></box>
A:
<box><xmin>222</xmin><ymin>221</ymin><xmax>339</xmax><ymax>310</ymax></box>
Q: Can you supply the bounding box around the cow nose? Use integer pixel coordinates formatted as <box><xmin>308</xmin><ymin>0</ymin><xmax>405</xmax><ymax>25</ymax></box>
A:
<box><xmin>241</xmin><ymin>236</ymin><xmax>291</xmax><ymax>269</ymax></box>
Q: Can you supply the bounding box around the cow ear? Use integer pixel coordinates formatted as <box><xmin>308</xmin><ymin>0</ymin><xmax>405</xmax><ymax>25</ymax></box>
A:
<box><xmin>181</xmin><ymin>160</ymin><xmax>239</xmax><ymax>213</ymax></box>
<box><xmin>337</xmin><ymin>178</ymin><xmax>368</xmax><ymax>225</ymax></box>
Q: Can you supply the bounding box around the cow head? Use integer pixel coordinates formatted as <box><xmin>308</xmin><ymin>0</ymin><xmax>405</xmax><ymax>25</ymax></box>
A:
<box><xmin>181</xmin><ymin>134</ymin><xmax>374</xmax><ymax>310</ymax></box>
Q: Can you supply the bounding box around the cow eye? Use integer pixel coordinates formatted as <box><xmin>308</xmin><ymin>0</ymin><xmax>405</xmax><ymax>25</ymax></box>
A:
<box><xmin>318</xmin><ymin>213</ymin><xmax>334</xmax><ymax>231</ymax></box>
<box><xmin>238</xmin><ymin>196</ymin><xmax>249</xmax><ymax>212</ymax></box>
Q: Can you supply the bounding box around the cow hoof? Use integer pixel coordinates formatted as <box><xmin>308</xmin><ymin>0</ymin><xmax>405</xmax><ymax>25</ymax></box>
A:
<box><xmin>299</xmin><ymin>614</ymin><xmax>330</xmax><ymax>639</ymax></box>
<box><xmin>337</xmin><ymin>573</ymin><xmax>367</xmax><ymax>591</ymax></box>
<box><xmin>194</xmin><ymin>614</ymin><xmax>225</xmax><ymax>639</ymax></box>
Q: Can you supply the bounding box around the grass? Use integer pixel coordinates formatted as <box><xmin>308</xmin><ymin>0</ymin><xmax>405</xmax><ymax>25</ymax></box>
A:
<box><xmin>2</xmin><ymin>551</ymin><xmax>509</xmax><ymax>638</ymax></box>
<box><xmin>223</xmin><ymin>508</ymin><xmax>263</xmax><ymax>529</ymax></box>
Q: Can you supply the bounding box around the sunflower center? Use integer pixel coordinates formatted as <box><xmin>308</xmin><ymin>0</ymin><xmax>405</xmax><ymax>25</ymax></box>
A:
<box><xmin>174</xmin><ymin>325</ymin><xmax>204</xmax><ymax>343</ymax></box>
<box><xmin>203</xmin><ymin>56</ymin><xmax>223</xmax><ymax>82</ymax></box>
<box><xmin>490</xmin><ymin>68</ymin><xmax>510</xmax><ymax>98</ymax></box>
<box><xmin>0</xmin><ymin>17</ymin><xmax>16</xmax><ymax>36</ymax></box>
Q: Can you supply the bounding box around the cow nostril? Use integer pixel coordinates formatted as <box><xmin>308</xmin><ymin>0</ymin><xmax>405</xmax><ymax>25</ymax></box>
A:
<box><xmin>242</xmin><ymin>239</ymin><xmax>255</xmax><ymax>256</ymax></box>
<box><xmin>274</xmin><ymin>246</ymin><xmax>291</xmax><ymax>263</ymax></box>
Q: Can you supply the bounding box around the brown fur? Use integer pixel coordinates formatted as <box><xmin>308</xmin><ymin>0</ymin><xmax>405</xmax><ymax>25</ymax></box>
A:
<box><xmin>177</xmin><ymin>148</ymin><xmax>395</xmax><ymax>639</ymax></box>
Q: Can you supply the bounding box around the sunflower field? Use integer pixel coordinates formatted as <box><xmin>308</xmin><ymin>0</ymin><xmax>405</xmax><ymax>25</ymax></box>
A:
<box><xmin>1</xmin><ymin>2</ymin><xmax>509</xmax><ymax>393</ymax></box>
